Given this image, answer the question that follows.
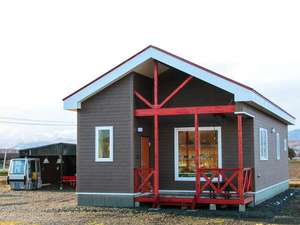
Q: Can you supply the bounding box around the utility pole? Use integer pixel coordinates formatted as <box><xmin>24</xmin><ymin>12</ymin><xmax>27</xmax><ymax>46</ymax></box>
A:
<box><xmin>3</xmin><ymin>151</ymin><xmax>7</xmax><ymax>170</ymax></box>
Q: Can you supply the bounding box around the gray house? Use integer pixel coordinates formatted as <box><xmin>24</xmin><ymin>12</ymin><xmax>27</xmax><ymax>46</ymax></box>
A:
<box><xmin>63</xmin><ymin>46</ymin><xmax>294</xmax><ymax>210</ymax></box>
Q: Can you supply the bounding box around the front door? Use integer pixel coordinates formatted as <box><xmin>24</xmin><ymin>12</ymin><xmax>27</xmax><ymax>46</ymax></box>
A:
<box><xmin>140</xmin><ymin>136</ymin><xmax>150</xmax><ymax>191</ymax></box>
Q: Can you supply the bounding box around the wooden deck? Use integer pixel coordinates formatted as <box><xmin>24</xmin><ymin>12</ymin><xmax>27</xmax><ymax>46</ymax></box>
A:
<box><xmin>134</xmin><ymin>167</ymin><xmax>254</xmax><ymax>208</ymax></box>
<box><xmin>135</xmin><ymin>191</ymin><xmax>253</xmax><ymax>207</ymax></box>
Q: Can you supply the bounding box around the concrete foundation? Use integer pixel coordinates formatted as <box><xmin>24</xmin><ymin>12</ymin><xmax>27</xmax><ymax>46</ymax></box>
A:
<box><xmin>209</xmin><ymin>204</ymin><xmax>216</xmax><ymax>210</ymax></box>
<box><xmin>77</xmin><ymin>193</ymin><xmax>135</xmax><ymax>207</ymax></box>
<box><xmin>253</xmin><ymin>180</ymin><xmax>289</xmax><ymax>205</ymax></box>
<box><xmin>239</xmin><ymin>204</ymin><xmax>246</xmax><ymax>212</ymax></box>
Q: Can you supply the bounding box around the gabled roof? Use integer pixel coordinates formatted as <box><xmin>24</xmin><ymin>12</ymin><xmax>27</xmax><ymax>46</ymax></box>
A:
<box><xmin>63</xmin><ymin>45</ymin><xmax>295</xmax><ymax>124</ymax></box>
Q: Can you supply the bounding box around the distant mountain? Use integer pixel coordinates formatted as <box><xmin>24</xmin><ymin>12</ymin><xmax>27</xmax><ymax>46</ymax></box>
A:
<box><xmin>288</xmin><ymin>129</ymin><xmax>300</xmax><ymax>157</ymax></box>
<box><xmin>0</xmin><ymin>126</ymin><xmax>76</xmax><ymax>149</ymax></box>
<box><xmin>0</xmin><ymin>148</ymin><xmax>18</xmax><ymax>159</ymax></box>
<box><xmin>289</xmin><ymin>129</ymin><xmax>300</xmax><ymax>141</ymax></box>
<box><xmin>0</xmin><ymin>148</ymin><xmax>18</xmax><ymax>154</ymax></box>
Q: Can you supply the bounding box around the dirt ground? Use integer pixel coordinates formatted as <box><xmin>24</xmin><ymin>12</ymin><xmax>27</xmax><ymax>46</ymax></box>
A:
<box><xmin>289</xmin><ymin>160</ymin><xmax>300</xmax><ymax>179</ymax></box>
<box><xmin>0</xmin><ymin>185</ymin><xmax>300</xmax><ymax>225</ymax></box>
<box><xmin>0</xmin><ymin>158</ymin><xmax>298</xmax><ymax>225</ymax></box>
<box><xmin>288</xmin><ymin>160</ymin><xmax>300</xmax><ymax>187</ymax></box>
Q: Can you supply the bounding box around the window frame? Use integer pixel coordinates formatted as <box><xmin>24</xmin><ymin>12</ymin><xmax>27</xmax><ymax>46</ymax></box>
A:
<box><xmin>9</xmin><ymin>159</ymin><xmax>26</xmax><ymax>175</ymax></box>
<box><xmin>284</xmin><ymin>138</ymin><xmax>287</xmax><ymax>152</ymax></box>
<box><xmin>174</xmin><ymin>126</ymin><xmax>222</xmax><ymax>182</ymax></box>
<box><xmin>95</xmin><ymin>126</ymin><xmax>114</xmax><ymax>162</ymax></box>
<box><xmin>259</xmin><ymin>128</ymin><xmax>269</xmax><ymax>160</ymax></box>
<box><xmin>276</xmin><ymin>133</ymin><xmax>280</xmax><ymax>160</ymax></box>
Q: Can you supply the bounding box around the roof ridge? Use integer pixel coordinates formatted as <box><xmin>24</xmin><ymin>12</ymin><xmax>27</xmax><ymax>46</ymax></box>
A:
<box><xmin>62</xmin><ymin>45</ymin><xmax>295</xmax><ymax>120</ymax></box>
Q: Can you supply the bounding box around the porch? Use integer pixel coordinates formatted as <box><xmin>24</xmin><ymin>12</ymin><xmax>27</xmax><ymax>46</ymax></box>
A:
<box><xmin>133</xmin><ymin>60</ymin><xmax>254</xmax><ymax>209</ymax></box>
<box><xmin>134</xmin><ymin>167</ymin><xmax>253</xmax><ymax>208</ymax></box>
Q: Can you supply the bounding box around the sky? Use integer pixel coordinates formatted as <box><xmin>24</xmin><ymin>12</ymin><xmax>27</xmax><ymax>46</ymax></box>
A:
<box><xmin>0</xmin><ymin>0</ymin><xmax>300</xmax><ymax>148</ymax></box>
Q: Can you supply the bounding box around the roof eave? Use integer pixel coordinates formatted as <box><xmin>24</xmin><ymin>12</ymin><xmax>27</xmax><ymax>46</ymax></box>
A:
<box><xmin>63</xmin><ymin>46</ymin><xmax>295</xmax><ymax>125</ymax></box>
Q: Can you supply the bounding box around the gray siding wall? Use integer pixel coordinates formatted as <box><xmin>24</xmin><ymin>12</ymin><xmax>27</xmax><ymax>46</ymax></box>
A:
<box><xmin>133</xmin><ymin>74</ymin><xmax>154</xmax><ymax>168</ymax></box>
<box><xmin>158</xmin><ymin>69</ymin><xmax>234</xmax><ymax>107</ymax></box>
<box><xmin>77</xmin><ymin>66</ymin><xmax>286</xmax><ymax>194</ymax></box>
<box><xmin>77</xmin><ymin>75</ymin><xmax>134</xmax><ymax>193</ymax></box>
<box><xmin>237</xmin><ymin>103</ymin><xmax>289</xmax><ymax>191</ymax></box>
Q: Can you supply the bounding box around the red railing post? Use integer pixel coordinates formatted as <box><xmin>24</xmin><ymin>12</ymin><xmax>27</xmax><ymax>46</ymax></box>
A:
<box><xmin>249</xmin><ymin>168</ymin><xmax>253</xmax><ymax>192</ymax></box>
<box><xmin>194</xmin><ymin>114</ymin><xmax>200</xmax><ymax>197</ymax></box>
<box><xmin>237</xmin><ymin>114</ymin><xmax>244</xmax><ymax>200</ymax></box>
<box><xmin>134</xmin><ymin>168</ymin><xmax>155</xmax><ymax>193</ymax></box>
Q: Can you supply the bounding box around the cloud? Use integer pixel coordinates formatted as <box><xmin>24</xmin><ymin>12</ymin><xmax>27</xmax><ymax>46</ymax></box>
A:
<box><xmin>0</xmin><ymin>124</ymin><xmax>76</xmax><ymax>149</ymax></box>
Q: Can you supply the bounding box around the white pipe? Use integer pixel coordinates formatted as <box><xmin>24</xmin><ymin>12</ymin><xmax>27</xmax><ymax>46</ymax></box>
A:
<box><xmin>3</xmin><ymin>151</ymin><xmax>7</xmax><ymax>170</ymax></box>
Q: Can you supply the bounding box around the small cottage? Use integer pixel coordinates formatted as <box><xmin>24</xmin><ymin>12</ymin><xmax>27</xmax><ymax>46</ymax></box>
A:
<box><xmin>63</xmin><ymin>46</ymin><xmax>295</xmax><ymax>210</ymax></box>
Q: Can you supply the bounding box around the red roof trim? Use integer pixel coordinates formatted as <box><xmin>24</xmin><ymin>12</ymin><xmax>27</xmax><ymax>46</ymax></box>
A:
<box><xmin>62</xmin><ymin>45</ymin><xmax>295</xmax><ymax>119</ymax></box>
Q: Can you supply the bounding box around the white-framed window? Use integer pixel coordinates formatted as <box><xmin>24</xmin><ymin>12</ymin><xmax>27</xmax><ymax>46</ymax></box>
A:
<box><xmin>284</xmin><ymin>138</ymin><xmax>287</xmax><ymax>152</ymax></box>
<box><xmin>174</xmin><ymin>126</ymin><xmax>222</xmax><ymax>181</ymax></box>
<box><xmin>259</xmin><ymin>128</ymin><xmax>268</xmax><ymax>160</ymax></box>
<box><xmin>95</xmin><ymin>126</ymin><xmax>113</xmax><ymax>162</ymax></box>
<box><xmin>276</xmin><ymin>133</ymin><xmax>280</xmax><ymax>160</ymax></box>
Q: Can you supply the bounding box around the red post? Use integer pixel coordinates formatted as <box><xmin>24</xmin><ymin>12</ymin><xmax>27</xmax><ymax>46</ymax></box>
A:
<box><xmin>154</xmin><ymin>61</ymin><xmax>158</xmax><ymax>106</ymax></box>
<box><xmin>153</xmin><ymin>61</ymin><xmax>159</xmax><ymax>198</ymax></box>
<box><xmin>194</xmin><ymin>114</ymin><xmax>200</xmax><ymax>197</ymax></box>
<box><xmin>237</xmin><ymin>114</ymin><xmax>244</xmax><ymax>199</ymax></box>
<box><xmin>154</xmin><ymin>114</ymin><xmax>159</xmax><ymax>196</ymax></box>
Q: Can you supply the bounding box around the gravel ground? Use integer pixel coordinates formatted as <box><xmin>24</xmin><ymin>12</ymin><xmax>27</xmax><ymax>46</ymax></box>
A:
<box><xmin>0</xmin><ymin>185</ymin><xmax>299</xmax><ymax>225</ymax></box>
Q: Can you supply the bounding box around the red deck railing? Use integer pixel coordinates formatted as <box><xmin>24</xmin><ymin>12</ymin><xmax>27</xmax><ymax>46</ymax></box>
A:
<box><xmin>134</xmin><ymin>167</ymin><xmax>253</xmax><ymax>197</ymax></box>
<box><xmin>197</xmin><ymin>168</ymin><xmax>239</xmax><ymax>195</ymax></box>
<box><xmin>196</xmin><ymin>168</ymin><xmax>253</xmax><ymax>197</ymax></box>
<box><xmin>243</xmin><ymin>168</ymin><xmax>253</xmax><ymax>193</ymax></box>
<box><xmin>134</xmin><ymin>167</ymin><xmax>253</xmax><ymax>206</ymax></box>
<box><xmin>134</xmin><ymin>168</ymin><xmax>154</xmax><ymax>193</ymax></box>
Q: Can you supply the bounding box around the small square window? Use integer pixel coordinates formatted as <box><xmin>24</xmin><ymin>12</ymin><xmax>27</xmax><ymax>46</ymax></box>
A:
<box><xmin>95</xmin><ymin>126</ymin><xmax>113</xmax><ymax>162</ymax></box>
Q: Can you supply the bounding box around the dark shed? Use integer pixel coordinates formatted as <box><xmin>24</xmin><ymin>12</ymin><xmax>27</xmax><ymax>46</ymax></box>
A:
<box><xmin>19</xmin><ymin>143</ymin><xmax>76</xmax><ymax>186</ymax></box>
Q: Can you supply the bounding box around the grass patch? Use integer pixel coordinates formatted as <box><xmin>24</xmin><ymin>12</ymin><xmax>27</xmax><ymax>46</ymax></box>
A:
<box><xmin>289</xmin><ymin>179</ymin><xmax>300</xmax><ymax>188</ymax></box>
<box><xmin>0</xmin><ymin>221</ymin><xmax>22</xmax><ymax>225</ymax></box>
<box><xmin>289</xmin><ymin>160</ymin><xmax>300</xmax><ymax>163</ymax></box>
<box><xmin>0</xmin><ymin>170</ymin><xmax>8</xmax><ymax>176</ymax></box>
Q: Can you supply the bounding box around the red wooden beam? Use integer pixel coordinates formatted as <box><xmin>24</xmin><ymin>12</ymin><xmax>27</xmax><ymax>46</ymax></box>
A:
<box><xmin>134</xmin><ymin>91</ymin><xmax>153</xmax><ymax>108</ymax></box>
<box><xmin>194</xmin><ymin>113</ymin><xmax>200</xmax><ymax>197</ymax></box>
<box><xmin>135</xmin><ymin>105</ymin><xmax>235</xmax><ymax>117</ymax></box>
<box><xmin>135</xmin><ymin>196</ymin><xmax>253</xmax><ymax>205</ymax></box>
<box><xmin>237</xmin><ymin>114</ymin><xmax>244</xmax><ymax>199</ymax></box>
<box><xmin>154</xmin><ymin>61</ymin><xmax>158</xmax><ymax>106</ymax></box>
<box><xmin>159</xmin><ymin>76</ymin><xmax>193</xmax><ymax>108</ymax></box>
<box><xmin>196</xmin><ymin>197</ymin><xmax>248</xmax><ymax>205</ymax></box>
<box><xmin>153</xmin><ymin>115</ymin><xmax>159</xmax><ymax>197</ymax></box>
